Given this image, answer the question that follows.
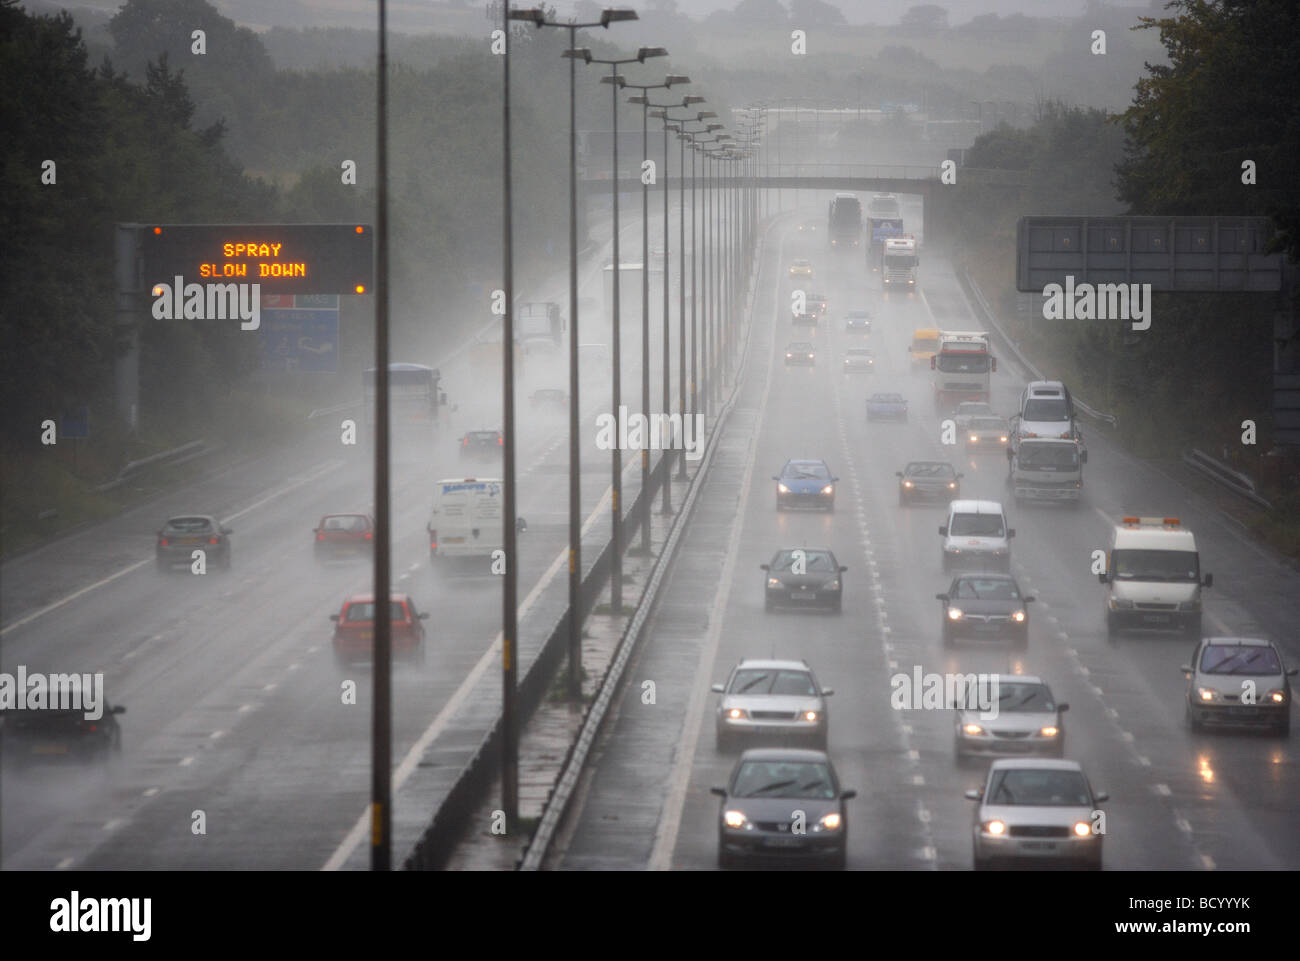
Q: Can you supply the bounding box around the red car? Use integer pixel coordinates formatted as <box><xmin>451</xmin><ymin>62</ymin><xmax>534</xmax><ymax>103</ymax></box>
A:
<box><xmin>313</xmin><ymin>513</ymin><xmax>374</xmax><ymax>560</ymax></box>
<box><xmin>330</xmin><ymin>593</ymin><xmax>428</xmax><ymax>667</ymax></box>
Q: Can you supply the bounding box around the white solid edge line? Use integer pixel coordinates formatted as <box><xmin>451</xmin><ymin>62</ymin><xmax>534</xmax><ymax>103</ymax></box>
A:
<box><xmin>0</xmin><ymin>459</ymin><xmax>343</xmax><ymax>638</ymax></box>
<box><xmin>321</xmin><ymin>453</ymin><xmax>638</xmax><ymax>871</ymax></box>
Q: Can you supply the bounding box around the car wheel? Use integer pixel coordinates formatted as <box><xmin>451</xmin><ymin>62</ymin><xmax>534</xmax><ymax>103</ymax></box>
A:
<box><xmin>941</xmin><ymin>555</ymin><xmax>951</xmax><ymax>573</ymax></box>
<box><xmin>1053</xmin><ymin>736</ymin><xmax>1066</xmax><ymax>758</ymax></box>
<box><xmin>830</xmin><ymin>845</ymin><xmax>847</xmax><ymax>871</ymax></box>
<box><xmin>973</xmin><ymin>853</ymin><xmax>991</xmax><ymax>871</ymax></box>
<box><xmin>764</xmin><ymin>597</ymin><xmax>775</xmax><ymax>613</ymax></box>
<box><xmin>1014</xmin><ymin>628</ymin><xmax>1028</xmax><ymax>650</ymax></box>
<box><xmin>942</xmin><ymin>625</ymin><xmax>954</xmax><ymax>649</ymax></box>
<box><xmin>1106</xmin><ymin>613</ymin><xmax>1120</xmax><ymax>641</ymax></box>
<box><xmin>1275</xmin><ymin>715</ymin><xmax>1290</xmax><ymax>737</ymax></box>
<box><xmin>898</xmin><ymin>492</ymin><xmax>907</xmax><ymax>507</ymax></box>
<box><xmin>718</xmin><ymin>847</ymin><xmax>736</xmax><ymax>870</ymax></box>
<box><xmin>155</xmin><ymin>558</ymin><xmax>168</xmax><ymax>573</ymax></box>
<box><xmin>1185</xmin><ymin>703</ymin><xmax>1203</xmax><ymax>733</ymax></box>
<box><xmin>830</xmin><ymin>596</ymin><xmax>843</xmax><ymax>614</ymax></box>
<box><xmin>221</xmin><ymin>551</ymin><xmax>232</xmax><ymax>571</ymax></box>
<box><xmin>716</xmin><ymin>730</ymin><xmax>733</xmax><ymax>753</ymax></box>
<box><xmin>1183</xmin><ymin>615</ymin><xmax>1202</xmax><ymax>640</ymax></box>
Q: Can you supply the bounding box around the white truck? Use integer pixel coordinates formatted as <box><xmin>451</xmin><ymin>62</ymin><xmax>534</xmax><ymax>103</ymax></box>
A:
<box><xmin>1097</xmin><ymin>516</ymin><xmax>1212</xmax><ymax>639</ymax></box>
<box><xmin>517</xmin><ymin>302</ymin><xmax>564</xmax><ymax>355</ymax></box>
<box><xmin>1006</xmin><ymin>436</ymin><xmax>1085</xmax><ymax>506</ymax></box>
<box><xmin>882</xmin><ymin>236</ymin><xmax>918</xmax><ymax>288</ymax></box>
<box><xmin>427</xmin><ymin>478</ymin><xmax>526</xmax><ymax>569</ymax></box>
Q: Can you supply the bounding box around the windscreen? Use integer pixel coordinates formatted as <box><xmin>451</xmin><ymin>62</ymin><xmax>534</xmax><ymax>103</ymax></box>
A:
<box><xmin>1110</xmin><ymin>549</ymin><xmax>1199</xmax><ymax>582</ymax></box>
<box><xmin>936</xmin><ymin>353</ymin><xmax>991</xmax><ymax>373</ymax></box>
<box><xmin>1017</xmin><ymin>444</ymin><xmax>1079</xmax><ymax>469</ymax></box>
<box><xmin>1023</xmin><ymin>398</ymin><xmax>1070</xmax><ymax>422</ymax></box>
<box><xmin>949</xmin><ymin>513</ymin><xmax>1005</xmax><ymax>537</ymax></box>
<box><xmin>988</xmin><ymin>769</ymin><xmax>1090</xmax><ymax>806</ymax></box>
<box><xmin>732</xmin><ymin>760</ymin><xmax>837</xmax><ymax>799</ymax></box>
<box><xmin>1199</xmin><ymin>645</ymin><xmax>1283</xmax><ymax>675</ymax></box>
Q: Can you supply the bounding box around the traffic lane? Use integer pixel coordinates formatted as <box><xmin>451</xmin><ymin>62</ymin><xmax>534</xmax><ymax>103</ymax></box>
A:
<box><xmin>922</xmin><ymin>252</ymin><xmax>1300</xmax><ymax>867</ymax></box>
<box><xmin>867</xmin><ymin>255</ymin><xmax>1300</xmax><ymax>869</ymax></box>
<box><xmin>1</xmin><ymin>405</ymin><xmax>631</xmax><ymax>868</ymax></box>
<box><xmin>669</xmin><ymin>229</ymin><xmax>935</xmax><ymax>871</ymax></box>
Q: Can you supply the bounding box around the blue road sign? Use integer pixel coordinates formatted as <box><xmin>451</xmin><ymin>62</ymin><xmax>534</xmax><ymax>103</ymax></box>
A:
<box><xmin>61</xmin><ymin>407</ymin><xmax>89</xmax><ymax>439</ymax></box>
<box><xmin>261</xmin><ymin>308</ymin><xmax>339</xmax><ymax>372</ymax></box>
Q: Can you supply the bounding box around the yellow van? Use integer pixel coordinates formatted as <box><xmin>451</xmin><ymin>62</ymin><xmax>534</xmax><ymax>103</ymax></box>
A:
<box><xmin>908</xmin><ymin>327</ymin><xmax>940</xmax><ymax>365</ymax></box>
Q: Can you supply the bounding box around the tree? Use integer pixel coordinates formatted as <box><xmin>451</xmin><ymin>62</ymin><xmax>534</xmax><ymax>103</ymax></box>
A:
<box><xmin>733</xmin><ymin>0</ymin><xmax>789</xmax><ymax>25</ymax></box>
<box><xmin>899</xmin><ymin>4</ymin><xmax>948</xmax><ymax>32</ymax></box>
<box><xmin>790</xmin><ymin>0</ymin><xmax>846</xmax><ymax>26</ymax></box>
<box><xmin>1115</xmin><ymin>0</ymin><xmax>1300</xmax><ymax>261</ymax></box>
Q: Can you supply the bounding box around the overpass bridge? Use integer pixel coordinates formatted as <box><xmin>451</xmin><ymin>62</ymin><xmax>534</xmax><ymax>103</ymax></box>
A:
<box><xmin>577</xmin><ymin>164</ymin><xmax>1027</xmax><ymax>241</ymax></box>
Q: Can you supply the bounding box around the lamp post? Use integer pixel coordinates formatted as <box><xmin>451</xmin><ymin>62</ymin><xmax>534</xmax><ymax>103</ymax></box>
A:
<box><xmin>625</xmin><ymin>74</ymin><xmax>689</xmax><ymax>552</ymax></box>
<box><xmin>532</xmin><ymin>8</ymin><xmax>638</xmax><ymax>696</ymax></box>
<box><xmin>573</xmin><ymin>44</ymin><xmax>668</xmax><ymax>616</ymax></box>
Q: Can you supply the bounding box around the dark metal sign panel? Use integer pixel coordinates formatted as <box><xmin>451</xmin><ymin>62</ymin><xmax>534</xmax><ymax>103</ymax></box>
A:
<box><xmin>140</xmin><ymin>224</ymin><xmax>373</xmax><ymax>295</ymax></box>
<box><xmin>1016</xmin><ymin>216</ymin><xmax>1282</xmax><ymax>293</ymax></box>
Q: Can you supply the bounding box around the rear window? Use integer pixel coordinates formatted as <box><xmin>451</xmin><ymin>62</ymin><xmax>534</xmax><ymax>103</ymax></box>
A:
<box><xmin>949</xmin><ymin>512</ymin><xmax>1006</xmax><ymax>537</ymax></box>
<box><xmin>771</xmin><ymin>550</ymin><xmax>837</xmax><ymax>572</ymax></box>
<box><xmin>164</xmin><ymin>517</ymin><xmax>213</xmax><ymax>533</ymax></box>
<box><xmin>906</xmin><ymin>462</ymin><xmax>956</xmax><ymax>478</ymax></box>
<box><xmin>344</xmin><ymin>601</ymin><xmax>409</xmax><ymax>623</ymax></box>
<box><xmin>323</xmin><ymin>515</ymin><xmax>369</xmax><ymax>532</ymax></box>
<box><xmin>1023</xmin><ymin>398</ymin><xmax>1070</xmax><ymax>422</ymax></box>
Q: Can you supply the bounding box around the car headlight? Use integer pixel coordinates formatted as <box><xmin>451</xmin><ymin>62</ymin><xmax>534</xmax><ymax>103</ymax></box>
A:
<box><xmin>1177</xmin><ymin>600</ymin><xmax>1201</xmax><ymax>612</ymax></box>
<box><xmin>903</xmin><ymin>480</ymin><xmax>914</xmax><ymax>488</ymax></box>
<box><xmin>821</xmin><ymin>485</ymin><xmax>834</xmax><ymax>495</ymax></box>
<box><xmin>969</xmin><ymin>434</ymin><xmax>978</xmax><ymax>443</ymax></box>
<box><xmin>777</xmin><ymin>483</ymin><xmax>790</xmax><ymax>493</ymax></box>
<box><xmin>1110</xmin><ymin>598</ymin><xmax>1134</xmax><ymax>610</ymax></box>
<box><xmin>767</xmin><ymin>577</ymin><xmax>783</xmax><ymax>589</ymax></box>
<box><xmin>982</xmin><ymin>820</ymin><xmax>1006</xmax><ymax>836</ymax></box>
<box><xmin>1011</xmin><ymin>610</ymin><xmax>1026</xmax><ymax>622</ymax></box>
<box><xmin>962</xmin><ymin>723</ymin><xmax>985</xmax><ymax>736</ymax></box>
<box><xmin>947</xmin><ymin>607</ymin><xmax>963</xmax><ymax>621</ymax></box>
<box><xmin>947</xmin><ymin>482</ymin><xmax>957</xmax><ymax>489</ymax></box>
<box><xmin>786</xmin><ymin>353</ymin><xmax>793</xmax><ymax>358</ymax></box>
<box><xmin>1268</xmin><ymin>690</ymin><xmax>1286</xmax><ymax>704</ymax></box>
<box><xmin>1072</xmin><ymin>821</ymin><xmax>1093</xmax><ymax>838</ymax></box>
<box><xmin>724</xmin><ymin>810</ymin><xmax>748</xmax><ymax>829</ymax></box>
<box><xmin>802</xmin><ymin>710</ymin><xmax>820</xmax><ymax>722</ymax></box>
<box><xmin>821</xmin><ymin>579</ymin><xmax>840</xmax><ymax>590</ymax></box>
<box><xmin>814</xmin><ymin>812</ymin><xmax>842</xmax><ymax>832</ymax></box>
<box><xmin>726</xmin><ymin>708</ymin><xmax>748</xmax><ymax>720</ymax></box>
<box><xmin>1039</xmin><ymin>725</ymin><xmax>1059</xmax><ymax>737</ymax></box>
<box><xmin>808</xmin><ymin>353</ymin><xmax>814</xmax><ymax>359</ymax></box>
<box><xmin>999</xmin><ymin>436</ymin><xmax>1008</xmax><ymax>443</ymax></box>
<box><xmin>1197</xmin><ymin>687</ymin><xmax>1217</xmax><ymax>702</ymax></box>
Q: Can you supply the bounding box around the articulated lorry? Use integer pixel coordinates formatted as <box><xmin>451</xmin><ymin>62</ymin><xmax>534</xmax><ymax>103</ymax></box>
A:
<box><xmin>827</xmin><ymin>192</ymin><xmax>862</xmax><ymax>249</ymax></box>
<box><xmin>866</xmin><ymin>193</ymin><xmax>904</xmax><ymax>268</ymax></box>
<box><xmin>882</xmin><ymin>236</ymin><xmax>919</xmax><ymax>288</ymax></box>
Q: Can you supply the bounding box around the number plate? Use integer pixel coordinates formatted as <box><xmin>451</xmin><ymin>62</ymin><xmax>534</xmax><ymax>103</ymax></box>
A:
<box><xmin>764</xmin><ymin>837</ymin><xmax>802</xmax><ymax>848</ymax></box>
<box><xmin>33</xmin><ymin>744</ymin><xmax>68</xmax><ymax>755</ymax></box>
<box><xmin>444</xmin><ymin>537</ymin><xmax>465</xmax><ymax>544</ymax></box>
<box><xmin>1019</xmin><ymin>841</ymin><xmax>1054</xmax><ymax>851</ymax></box>
<box><xmin>358</xmin><ymin>630</ymin><xmax>372</xmax><ymax>641</ymax></box>
<box><xmin>1141</xmin><ymin>614</ymin><xmax>1170</xmax><ymax>623</ymax></box>
<box><xmin>791</xmin><ymin>593</ymin><xmax>818</xmax><ymax>601</ymax></box>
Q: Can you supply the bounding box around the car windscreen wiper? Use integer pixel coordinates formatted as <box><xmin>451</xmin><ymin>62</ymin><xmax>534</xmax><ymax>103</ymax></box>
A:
<box><xmin>748</xmin><ymin>779</ymin><xmax>797</xmax><ymax>796</ymax></box>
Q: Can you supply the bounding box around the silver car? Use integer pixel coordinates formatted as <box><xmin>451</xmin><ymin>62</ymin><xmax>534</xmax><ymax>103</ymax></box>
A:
<box><xmin>964</xmin><ymin>416</ymin><xmax>1011</xmax><ymax>452</ymax></box>
<box><xmin>955</xmin><ymin>676</ymin><xmax>1067</xmax><ymax>761</ymax></box>
<box><xmin>1183</xmin><ymin>637</ymin><xmax>1294</xmax><ymax>736</ymax></box>
<box><xmin>842</xmin><ymin>348</ymin><xmax>875</xmax><ymax>373</ymax></box>
<box><xmin>966</xmin><ymin>759</ymin><xmax>1106</xmax><ymax>870</ymax></box>
<box><xmin>712</xmin><ymin>659</ymin><xmax>832</xmax><ymax>751</ymax></box>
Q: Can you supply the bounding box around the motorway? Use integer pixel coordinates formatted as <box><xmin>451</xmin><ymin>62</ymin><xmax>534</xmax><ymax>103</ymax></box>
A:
<box><xmin>553</xmin><ymin>206</ymin><xmax>1300</xmax><ymax>871</ymax></box>
<box><xmin>0</xmin><ymin>204</ymin><xmax>686</xmax><ymax>870</ymax></box>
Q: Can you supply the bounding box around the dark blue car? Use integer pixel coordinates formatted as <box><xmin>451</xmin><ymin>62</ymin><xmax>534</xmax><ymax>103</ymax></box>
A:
<box><xmin>773</xmin><ymin>459</ymin><xmax>838</xmax><ymax>512</ymax></box>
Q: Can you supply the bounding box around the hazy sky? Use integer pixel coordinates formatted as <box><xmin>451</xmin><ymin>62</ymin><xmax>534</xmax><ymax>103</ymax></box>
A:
<box><xmin>544</xmin><ymin>0</ymin><xmax>1102</xmax><ymax>26</ymax></box>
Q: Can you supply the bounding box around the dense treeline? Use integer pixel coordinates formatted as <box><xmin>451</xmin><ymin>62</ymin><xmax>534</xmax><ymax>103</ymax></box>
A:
<box><xmin>949</xmin><ymin>0</ymin><xmax>1299</xmax><ymax>461</ymax></box>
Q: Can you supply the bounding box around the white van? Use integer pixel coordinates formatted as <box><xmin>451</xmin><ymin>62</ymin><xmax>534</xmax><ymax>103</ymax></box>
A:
<box><xmin>939</xmin><ymin>500</ymin><xmax>1015</xmax><ymax>572</ymax></box>
<box><xmin>1098</xmin><ymin>516</ymin><xmax>1211</xmax><ymax>639</ymax></box>
<box><xmin>427</xmin><ymin>478</ymin><xmax>526</xmax><ymax>564</ymax></box>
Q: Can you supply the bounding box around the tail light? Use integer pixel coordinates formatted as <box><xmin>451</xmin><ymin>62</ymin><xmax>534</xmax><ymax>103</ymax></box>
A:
<box><xmin>462</xmin><ymin>436</ymin><xmax>468</xmax><ymax>446</ymax></box>
<box><xmin>429</xmin><ymin>529</ymin><xmax>437</xmax><ymax>550</ymax></box>
<box><xmin>159</xmin><ymin>538</ymin><xmax>169</xmax><ymax>546</ymax></box>
<box><xmin>208</xmin><ymin>536</ymin><xmax>219</xmax><ymax>544</ymax></box>
<box><xmin>83</xmin><ymin>722</ymin><xmax>98</xmax><ymax>732</ymax></box>
<box><xmin>316</xmin><ymin>532</ymin><xmax>325</xmax><ymax>541</ymax></box>
<box><xmin>363</xmin><ymin>531</ymin><xmax>373</xmax><ymax>540</ymax></box>
<box><xmin>498</xmin><ymin>436</ymin><xmax>504</xmax><ymax>445</ymax></box>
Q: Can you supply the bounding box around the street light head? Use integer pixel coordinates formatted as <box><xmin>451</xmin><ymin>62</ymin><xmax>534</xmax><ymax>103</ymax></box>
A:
<box><xmin>600</xmin><ymin>74</ymin><xmax>626</xmax><ymax>86</ymax></box>
<box><xmin>563</xmin><ymin>47</ymin><xmax>592</xmax><ymax>62</ymax></box>
<box><xmin>706</xmin><ymin>121</ymin><xmax>723</xmax><ymax>131</ymax></box>
<box><xmin>637</xmin><ymin>47</ymin><xmax>669</xmax><ymax>62</ymax></box>
<box><xmin>682</xmin><ymin>95</ymin><xmax>705</xmax><ymax>106</ymax></box>
<box><xmin>507</xmin><ymin>8</ymin><xmax>545</xmax><ymax>26</ymax></box>
<box><xmin>664</xmin><ymin>74</ymin><xmax>690</xmax><ymax>87</ymax></box>
<box><xmin>697</xmin><ymin>110</ymin><xmax>717</xmax><ymax>120</ymax></box>
<box><xmin>649</xmin><ymin>109</ymin><xmax>667</xmax><ymax>119</ymax></box>
<box><xmin>600</xmin><ymin>8</ymin><xmax>638</xmax><ymax>27</ymax></box>
<box><xmin>627</xmin><ymin>94</ymin><xmax>648</xmax><ymax>104</ymax></box>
